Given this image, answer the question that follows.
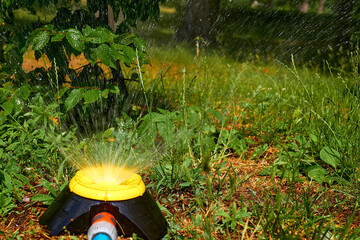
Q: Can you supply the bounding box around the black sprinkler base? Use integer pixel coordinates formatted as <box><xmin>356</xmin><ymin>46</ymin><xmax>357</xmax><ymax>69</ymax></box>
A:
<box><xmin>39</xmin><ymin>186</ymin><xmax>168</xmax><ymax>240</ymax></box>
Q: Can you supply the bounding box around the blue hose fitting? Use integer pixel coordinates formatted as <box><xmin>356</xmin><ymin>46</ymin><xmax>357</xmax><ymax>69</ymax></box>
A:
<box><xmin>88</xmin><ymin>212</ymin><xmax>118</xmax><ymax>240</ymax></box>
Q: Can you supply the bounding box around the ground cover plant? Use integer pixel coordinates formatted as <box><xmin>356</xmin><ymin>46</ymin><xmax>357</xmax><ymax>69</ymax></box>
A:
<box><xmin>1</xmin><ymin>1</ymin><xmax>360</xmax><ymax>240</ymax></box>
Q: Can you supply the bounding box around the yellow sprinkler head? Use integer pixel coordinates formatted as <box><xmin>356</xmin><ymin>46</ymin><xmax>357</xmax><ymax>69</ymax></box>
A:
<box><xmin>69</xmin><ymin>169</ymin><xmax>146</xmax><ymax>201</ymax></box>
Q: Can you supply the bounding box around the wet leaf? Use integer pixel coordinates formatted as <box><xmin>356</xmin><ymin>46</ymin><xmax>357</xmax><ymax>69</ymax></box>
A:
<box><xmin>103</xmin><ymin>128</ymin><xmax>115</xmax><ymax>138</ymax></box>
<box><xmin>32</xmin><ymin>30</ymin><xmax>50</xmax><ymax>50</ymax></box>
<box><xmin>51</xmin><ymin>32</ymin><xmax>66</xmax><ymax>42</ymax></box>
<box><xmin>1</xmin><ymin>98</ymin><xmax>15</xmax><ymax>115</ymax></box>
<box><xmin>66</xmin><ymin>28</ymin><xmax>84</xmax><ymax>52</ymax></box>
<box><xmin>17</xmin><ymin>85</ymin><xmax>31</xmax><ymax>100</ymax></box>
<box><xmin>43</xmin><ymin>25</ymin><xmax>54</xmax><ymax>31</ymax></box>
<box><xmin>94</xmin><ymin>44</ymin><xmax>117</xmax><ymax>69</ymax></box>
<box><xmin>102</xmin><ymin>89</ymin><xmax>109</xmax><ymax>99</ymax></box>
<box><xmin>133</xmin><ymin>37</ymin><xmax>146</xmax><ymax>51</ymax></box>
<box><xmin>111</xmin><ymin>45</ymin><xmax>128</xmax><ymax>64</ymax></box>
<box><xmin>65</xmin><ymin>88</ymin><xmax>84</xmax><ymax>112</ymax></box>
<box><xmin>84</xmin><ymin>89</ymin><xmax>101</xmax><ymax>103</ymax></box>
<box><xmin>112</xmin><ymin>44</ymin><xmax>134</xmax><ymax>65</ymax></box>
<box><xmin>117</xmin><ymin>33</ymin><xmax>137</xmax><ymax>45</ymax></box>
<box><xmin>84</xmin><ymin>27</ymin><xmax>116</xmax><ymax>44</ymax></box>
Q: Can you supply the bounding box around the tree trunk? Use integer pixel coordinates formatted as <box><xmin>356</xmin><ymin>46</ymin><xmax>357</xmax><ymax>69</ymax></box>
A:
<box><xmin>175</xmin><ymin>0</ymin><xmax>220</xmax><ymax>44</ymax></box>
<box><xmin>101</xmin><ymin>3</ymin><xmax>127</xmax><ymax>100</ymax></box>
<box><xmin>107</xmin><ymin>5</ymin><xmax>116</xmax><ymax>32</ymax></box>
<box><xmin>300</xmin><ymin>0</ymin><xmax>309</xmax><ymax>13</ymax></box>
<box><xmin>317</xmin><ymin>0</ymin><xmax>325</xmax><ymax>14</ymax></box>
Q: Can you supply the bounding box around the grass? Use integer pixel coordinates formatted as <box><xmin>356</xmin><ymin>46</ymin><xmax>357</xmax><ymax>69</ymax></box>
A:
<box><xmin>139</xmin><ymin>45</ymin><xmax>360</xmax><ymax>239</ymax></box>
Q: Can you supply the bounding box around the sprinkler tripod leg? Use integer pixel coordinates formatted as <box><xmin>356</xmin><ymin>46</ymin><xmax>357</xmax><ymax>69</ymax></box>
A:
<box><xmin>88</xmin><ymin>212</ymin><xmax>118</xmax><ymax>240</ymax></box>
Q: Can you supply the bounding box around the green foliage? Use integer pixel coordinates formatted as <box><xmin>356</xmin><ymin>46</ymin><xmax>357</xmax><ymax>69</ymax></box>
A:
<box><xmin>218</xmin><ymin>203</ymin><xmax>251</xmax><ymax>230</ymax></box>
<box><xmin>319</xmin><ymin>146</ymin><xmax>340</xmax><ymax>169</ymax></box>
<box><xmin>0</xmin><ymin>0</ymin><xmax>163</xmax><ymax>108</ymax></box>
<box><xmin>138</xmin><ymin>106</ymin><xmax>247</xmax><ymax>191</ymax></box>
<box><xmin>0</xmin><ymin>81</ymin><xmax>76</xmax><ymax>215</ymax></box>
<box><xmin>23</xmin><ymin>25</ymin><xmax>148</xmax><ymax>87</ymax></box>
<box><xmin>0</xmin><ymin>161</ymin><xmax>29</xmax><ymax>216</ymax></box>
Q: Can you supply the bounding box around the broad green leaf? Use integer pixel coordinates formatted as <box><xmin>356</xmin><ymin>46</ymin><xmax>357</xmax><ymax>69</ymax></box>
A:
<box><xmin>207</xmin><ymin>109</ymin><xmax>225</xmax><ymax>124</ymax></box>
<box><xmin>56</xmin><ymin>86</ymin><xmax>69</xmax><ymax>99</ymax></box>
<box><xmin>103</xmin><ymin>128</ymin><xmax>115</xmax><ymax>138</ymax></box>
<box><xmin>66</xmin><ymin>29</ymin><xmax>85</xmax><ymax>52</ymax></box>
<box><xmin>14</xmin><ymin>173</ymin><xmax>30</xmax><ymax>186</ymax></box>
<box><xmin>308</xmin><ymin>165</ymin><xmax>327</xmax><ymax>182</ymax></box>
<box><xmin>157</xmin><ymin>120</ymin><xmax>175</xmax><ymax>143</ymax></box>
<box><xmin>102</xmin><ymin>89</ymin><xmax>109</xmax><ymax>98</ymax></box>
<box><xmin>84</xmin><ymin>89</ymin><xmax>101</xmax><ymax>103</ymax></box>
<box><xmin>274</xmin><ymin>156</ymin><xmax>288</xmax><ymax>165</ymax></box>
<box><xmin>65</xmin><ymin>88</ymin><xmax>84</xmax><ymax>112</ymax></box>
<box><xmin>111</xmin><ymin>45</ymin><xmax>128</xmax><ymax>64</ymax></box>
<box><xmin>2</xmin><ymin>171</ymin><xmax>12</xmax><ymax>190</ymax></box>
<box><xmin>320</xmin><ymin>147</ymin><xmax>340</xmax><ymax>169</ymax></box>
<box><xmin>84</xmin><ymin>27</ymin><xmax>116</xmax><ymax>44</ymax></box>
<box><xmin>117</xmin><ymin>33</ymin><xmax>137</xmax><ymax>45</ymax></box>
<box><xmin>26</xmin><ymin>28</ymin><xmax>43</xmax><ymax>46</ymax></box>
<box><xmin>111</xmin><ymin>44</ymin><xmax>131</xmax><ymax>65</ymax></box>
<box><xmin>51</xmin><ymin>32</ymin><xmax>66</xmax><ymax>42</ymax></box>
<box><xmin>94</xmin><ymin>44</ymin><xmax>117</xmax><ymax>69</ymax></box>
<box><xmin>82</xmin><ymin>25</ymin><xmax>93</xmax><ymax>36</ymax></box>
<box><xmin>111</xmin><ymin>44</ymin><xmax>134</xmax><ymax>65</ymax></box>
<box><xmin>32</xmin><ymin>194</ymin><xmax>54</xmax><ymax>205</ymax></box>
<box><xmin>110</xmin><ymin>86</ymin><xmax>120</xmax><ymax>94</ymax></box>
<box><xmin>122</xmin><ymin>46</ymin><xmax>136</xmax><ymax>63</ymax></box>
<box><xmin>134</xmin><ymin>37</ymin><xmax>146</xmax><ymax>51</ymax></box>
<box><xmin>1</xmin><ymin>98</ymin><xmax>15</xmax><ymax>115</ymax></box>
<box><xmin>17</xmin><ymin>85</ymin><xmax>31</xmax><ymax>100</ymax></box>
<box><xmin>32</xmin><ymin>30</ymin><xmax>50</xmax><ymax>50</ymax></box>
<box><xmin>84</xmin><ymin>50</ymin><xmax>98</xmax><ymax>65</ymax></box>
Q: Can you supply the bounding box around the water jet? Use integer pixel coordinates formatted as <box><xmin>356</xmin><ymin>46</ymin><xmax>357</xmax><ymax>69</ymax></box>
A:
<box><xmin>40</xmin><ymin>168</ymin><xmax>168</xmax><ymax>240</ymax></box>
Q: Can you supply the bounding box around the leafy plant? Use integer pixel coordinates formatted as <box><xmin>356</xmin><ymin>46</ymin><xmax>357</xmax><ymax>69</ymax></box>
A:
<box><xmin>140</xmin><ymin>106</ymin><xmax>247</xmax><ymax>191</ymax></box>
<box><xmin>218</xmin><ymin>203</ymin><xmax>251</xmax><ymax>231</ymax></box>
<box><xmin>1</xmin><ymin>0</ymin><xmax>163</xmax><ymax>100</ymax></box>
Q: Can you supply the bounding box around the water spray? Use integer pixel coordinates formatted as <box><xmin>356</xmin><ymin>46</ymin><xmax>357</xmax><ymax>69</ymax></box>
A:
<box><xmin>39</xmin><ymin>136</ymin><xmax>168</xmax><ymax>239</ymax></box>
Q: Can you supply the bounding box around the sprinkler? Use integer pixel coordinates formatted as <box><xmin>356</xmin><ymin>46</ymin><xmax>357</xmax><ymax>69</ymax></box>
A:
<box><xmin>40</xmin><ymin>168</ymin><xmax>168</xmax><ymax>240</ymax></box>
